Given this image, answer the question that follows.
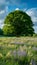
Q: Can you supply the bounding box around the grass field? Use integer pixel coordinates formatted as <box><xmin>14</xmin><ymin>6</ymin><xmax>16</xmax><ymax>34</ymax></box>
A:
<box><xmin>0</xmin><ymin>36</ymin><xmax>37</xmax><ymax>43</ymax></box>
<box><xmin>0</xmin><ymin>37</ymin><xmax>37</xmax><ymax>65</ymax></box>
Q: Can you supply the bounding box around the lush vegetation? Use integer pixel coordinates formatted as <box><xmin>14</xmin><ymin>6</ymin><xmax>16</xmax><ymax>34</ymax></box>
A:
<box><xmin>0</xmin><ymin>10</ymin><xmax>37</xmax><ymax>65</ymax></box>
<box><xmin>0</xmin><ymin>28</ymin><xmax>3</xmax><ymax>35</ymax></box>
<box><xmin>0</xmin><ymin>37</ymin><xmax>37</xmax><ymax>65</ymax></box>
<box><xmin>3</xmin><ymin>10</ymin><xmax>34</xmax><ymax>36</ymax></box>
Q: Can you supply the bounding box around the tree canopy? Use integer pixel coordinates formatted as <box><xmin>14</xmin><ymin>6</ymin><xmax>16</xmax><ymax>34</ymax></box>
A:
<box><xmin>3</xmin><ymin>10</ymin><xmax>34</xmax><ymax>36</ymax></box>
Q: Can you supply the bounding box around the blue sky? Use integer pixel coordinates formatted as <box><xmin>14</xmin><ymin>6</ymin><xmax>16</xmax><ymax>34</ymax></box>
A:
<box><xmin>0</xmin><ymin>0</ymin><xmax>37</xmax><ymax>33</ymax></box>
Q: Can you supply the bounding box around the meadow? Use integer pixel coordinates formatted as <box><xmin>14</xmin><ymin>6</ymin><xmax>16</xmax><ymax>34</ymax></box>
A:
<box><xmin>0</xmin><ymin>37</ymin><xmax>37</xmax><ymax>65</ymax></box>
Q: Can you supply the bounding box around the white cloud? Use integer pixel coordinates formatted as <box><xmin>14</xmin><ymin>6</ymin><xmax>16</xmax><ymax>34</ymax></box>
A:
<box><xmin>0</xmin><ymin>20</ymin><xmax>4</xmax><ymax>24</ymax></box>
<box><xmin>0</xmin><ymin>6</ymin><xmax>8</xmax><ymax>28</ymax></box>
<box><xmin>26</xmin><ymin>8</ymin><xmax>37</xmax><ymax>23</ymax></box>
<box><xmin>0</xmin><ymin>0</ymin><xmax>6</xmax><ymax>4</ymax></box>
<box><xmin>0</xmin><ymin>19</ymin><xmax>4</xmax><ymax>28</ymax></box>
<box><xmin>0</xmin><ymin>6</ymin><xmax>8</xmax><ymax>20</ymax></box>
<box><xmin>0</xmin><ymin>0</ymin><xmax>9</xmax><ymax>6</ymax></box>
<box><xmin>33</xmin><ymin>26</ymin><xmax>37</xmax><ymax>33</ymax></box>
<box><xmin>0</xmin><ymin>24</ymin><xmax>4</xmax><ymax>28</ymax></box>
<box><xmin>0</xmin><ymin>6</ymin><xmax>8</xmax><ymax>15</ymax></box>
<box><xmin>5</xmin><ymin>6</ymin><xmax>8</xmax><ymax>13</ymax></box>
<box><xmin>24</xmin><ymin>8</ymin><xmax>27</xmax><ymax>12</ymax></box>
<box><xmin>15</xmin><ymin>8</ymin><xmax>20</xmax><ymax>10</ymax></box>
<box><xmin>26</xmin><ymin>8</ymin><xmax>37</xmax><ymax>33</ymax></box>
<box><xmin>0</xmin><ymin>10</ymin><xmax>5</xmax><ymax>14</ymax></box>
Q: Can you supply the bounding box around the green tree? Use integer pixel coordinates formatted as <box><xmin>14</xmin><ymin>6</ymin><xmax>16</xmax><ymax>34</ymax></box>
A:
<box><xmin>3</xmin><ymin>25</ymin><xmax>15</xmax><ymax>36</ymax></box>
<box><xmin>3</xmin><ymin>10</ymin><xmax>34</xmax><ymax>36</ymax></box>
<box><xmin>0</xmin><ymin>28</ymin><xmax>3</xmax><ymax>35</ymax></box>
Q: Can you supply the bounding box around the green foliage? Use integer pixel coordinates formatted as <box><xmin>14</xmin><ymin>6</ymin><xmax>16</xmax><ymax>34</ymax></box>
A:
<box><xmin>33</xmin><ymin>33</ymin><xmax>37</xmax><ymax>37</ymax></box>
<box><xmin>3</xmin><ymin>25</ymin><xmax>15</xmax><ymax>36</ymax></box>
<box><xmin>0</xmin><ymin>28</ymin><xmax>3</xmax><ymax>35</ymax></box>
<box><xmin>3</xmin><ymin>10</ymin><xmax>34</xmax><ymax>36</ymax></box>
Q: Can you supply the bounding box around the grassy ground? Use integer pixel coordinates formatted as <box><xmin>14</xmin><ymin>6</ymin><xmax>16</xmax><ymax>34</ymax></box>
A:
<box><xmin>0</xmin><ymin>36</ymin><xmax>37</xmax><ymax>43</ymax></box>
<box><xmin>0</xmin><ymin>36</ymin><xmax>37</xmax><ymax>46</ymax></box>
<box><xmin>0</xmin><ymin>37</ymin><xmax>37</xmax><ymax>65</ymax></box>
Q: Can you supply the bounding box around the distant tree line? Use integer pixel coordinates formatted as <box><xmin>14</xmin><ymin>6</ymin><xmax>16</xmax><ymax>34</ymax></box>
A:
<box><xmin>0</xmin><ymin>10</ymin><xmax>34</xmax><ymax>36</ymax></box>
